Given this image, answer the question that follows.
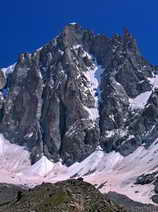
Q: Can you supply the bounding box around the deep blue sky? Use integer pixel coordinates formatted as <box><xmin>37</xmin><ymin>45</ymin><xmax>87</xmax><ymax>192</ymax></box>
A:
<box><xmin>0</xmin><ymin>0</ymin><xmax>158</xmax><ymax>67</ymax></box>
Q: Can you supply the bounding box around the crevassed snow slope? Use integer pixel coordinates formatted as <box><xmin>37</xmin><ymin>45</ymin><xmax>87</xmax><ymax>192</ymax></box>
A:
<box><xmin>1</xmin><ymin>133</ymin><xmax>158</xmax><ymax>204</ymax></box>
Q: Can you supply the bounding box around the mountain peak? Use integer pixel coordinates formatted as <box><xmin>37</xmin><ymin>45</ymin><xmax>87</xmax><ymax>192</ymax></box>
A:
<box><xmin>64</xmin><ymin>22</ymin><xmax>81</xmax><ymax>32</ymax></box>
<box><xmin>0</xmin><ymin>23</ymin><xmax>158</xmax><ymax>205</ymax></box>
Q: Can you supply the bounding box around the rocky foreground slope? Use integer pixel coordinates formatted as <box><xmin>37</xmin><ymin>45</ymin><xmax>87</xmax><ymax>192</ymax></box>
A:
<box><xmin>0</xmin><ymin>180</ymin><xmax>126</xmax><ymax>212</ymax></box>
<box><xmin>1</xmin><ymin>180</ymin><xmax>158</xmax><ymax>212</ymax></box>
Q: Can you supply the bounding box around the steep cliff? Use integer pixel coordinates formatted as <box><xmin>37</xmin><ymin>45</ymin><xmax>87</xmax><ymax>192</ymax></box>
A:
<box><xmin>0</xmin><ymin>23</ymin><xmax>157</xmax><ymax>166</ymax></box>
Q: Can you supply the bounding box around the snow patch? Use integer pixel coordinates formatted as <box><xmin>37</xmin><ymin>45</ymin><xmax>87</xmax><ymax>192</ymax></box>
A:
<box><xmin>148</xmin><ymin>74</ymin><xmax>158</xmax><ymax>89</ymax></box>
<box><xmin>81</xmin><ymin>50</ymin><xmax>92</xmax><ymax>59</ymax></box>
<box><xmin>38</xmin><ymin>70</ymin><xmax>43</xmax><ymax>79</ymax></box>
<box><xmin>24</xmin><ymin>132</ymin><xmax>33</xmax><ymax>139</ymax></box>
<box><xmin>1</xmin><ymin>64</ymin><xmax>16</xmax><ymax>76</ymax></box>
<box><xmin>106</xmin><ymin>129</ymin><xmax>128</xmax><ymax>138</ymax></box>
<box><xmin>83</xmin><ymin>58</ymin><xmax>104</xmax><ymax>120</ymax></box>
<box><xmin>72</xmin><ymin>44</ymin><xmax>82</xmax><ymax>50</ymax></box>
<box><xmin>83</xmin><ymin>105</ymin><xmax>99</xmax><ymax>121</ymax></box>
<box><xmin>69</xmin><ymin>22</ymin><xmax>77</xmax><ymax>25</ymax></box>
<box><xmin>84</xmin><ymin>63</ymin><xmax>104</xmax><ymax>102</ymax></box>
<box><xmin>129</xmin><ymin>91</ymin><xmax>152</xmax><ymax>110</ymax></box>
<box><xmin>72</xmin><ymin>45</ymin><xmax>104</xmax><ymax>120</ymax></box>
<box><xmin>58</xmin><ymin>49</ymin><xmax>64</xmax><ymax>55</ymax></box>
<box><xmin>36</xmin><ymin>47</ymin><xmax>43</xmax><ymax>52</ymax></box>
<box><xmin>129</xmin><ymin>74</ymin><xmax>158</xmax><ymax>110</ymax></box>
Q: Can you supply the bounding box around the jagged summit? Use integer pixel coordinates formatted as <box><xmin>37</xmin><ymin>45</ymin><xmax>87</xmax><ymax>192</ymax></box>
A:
<box><xmin>63</xmin><ymin>22</ymin><xmax>81</xmax><ymax>33</ymax></box>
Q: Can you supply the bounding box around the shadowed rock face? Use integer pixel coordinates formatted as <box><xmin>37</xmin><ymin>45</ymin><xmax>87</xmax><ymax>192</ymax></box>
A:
<box><xmin>0</xmin><ymin>184</ymin><xmax>25</xmax><ymax>210</ymax></box>
<box><xmin>0</xmin><ymin>23</ymin><xmax>157</xmax><ymax>165</ymax></box>
<box><xmin>0</xmin><ymin>71</ymin><xmax>6</xmax><ymax>89</ymax></box>
<box><xmin>0</xmin><ymin>180</ymin><xmax>126</xmax><ymax>212</ymax></box>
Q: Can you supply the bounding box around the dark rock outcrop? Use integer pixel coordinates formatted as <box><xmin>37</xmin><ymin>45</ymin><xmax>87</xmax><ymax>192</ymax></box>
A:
<box><xmin>105</xmin><ymin>191</ymin><xmax>158</xmax><ymax>212</ymax></box>
<box><xmin>135</xmin><ymin>171</ymin><xmax>158</xmax><ymax>203</ymax></box>
<box><xmin>151</xmin><ymin>195</ymin><xmax>158</xmax><ymax>204</ymax></box>
<box><xmin>135</xmin><ymin>173</ymin><xmax>155</xmax><ymax>185</ymax></box>
<box><xmin>0</xmin><ymin>183</ymin><xmax>25</xmax><ymax>210</ymax></box>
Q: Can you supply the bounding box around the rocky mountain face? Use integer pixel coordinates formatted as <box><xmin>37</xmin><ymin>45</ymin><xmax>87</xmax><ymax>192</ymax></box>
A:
<box><xmin>0</xmin><ymin>23</ymin><xmax>157</xmax><ymax>166</ymax></box>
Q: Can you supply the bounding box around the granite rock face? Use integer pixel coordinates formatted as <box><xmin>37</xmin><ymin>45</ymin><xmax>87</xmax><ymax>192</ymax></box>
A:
<box><xmin>0</xmin><ymin>23</ymin><xmax>157</xmax><ymax>165</ymax></box>
<box><xmin>0</xmin><ymin>24</ymin><xmax>101</xmax><ymax>165</ymax></box>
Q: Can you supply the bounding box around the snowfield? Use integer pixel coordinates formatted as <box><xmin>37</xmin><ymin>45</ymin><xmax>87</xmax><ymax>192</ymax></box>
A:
<box><xmin>129</xmin><ymin>74</ymin><xmax>158</xmax><ymax>110</ymax></box>
<box><xmin>0</xmin><ymin>134</ymin><xmax>158</xmax><ymax>204</ymax></box>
